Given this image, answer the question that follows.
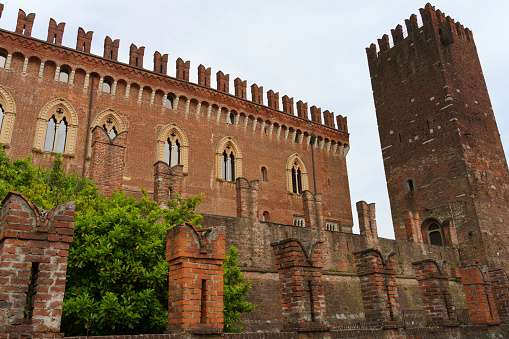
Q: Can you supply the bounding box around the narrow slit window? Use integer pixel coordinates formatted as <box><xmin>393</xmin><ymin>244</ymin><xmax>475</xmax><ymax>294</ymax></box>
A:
<box><xmin>24</xmin><ymin>262</ymin><xmax>39</xmax><ymax>324</ymax></box>
<box><xmin>222</xmin><ymin>151</ymin><xmax>228</xmax><ymax>180</ymax></box>
<box><xmin>406</xmin><ymin>179</ymin><xmax>415</xmax><ymax>193</ymax></box>
<box><xmin>200</xmin><ymin>279</ymin><xmax>207</xmax><ymax>323</ymax></box>
<box><xmin>292</xmin><ymin>168</ymin><xmax>297</xmax><ymax>193</ymax></box>
<box><xmin>229</xmin><ymin>153</ymin><xmax>235</xmax><ymax>181</ymax></box>
<box><xmin>261</xmin><ymin>167</ymin><xmax>267</xmax><ymax>181</ymax></box>
<box><xmin>308</xmin><ymin>280</ymin><xmax>315</xmax><ymax>322</ymax></box>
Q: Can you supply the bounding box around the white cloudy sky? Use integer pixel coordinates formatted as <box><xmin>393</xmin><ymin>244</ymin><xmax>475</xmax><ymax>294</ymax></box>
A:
<box><xmin>2</xmin><ymin>1</ymin><xmax>508</xmax><ymax>238</ymax></box>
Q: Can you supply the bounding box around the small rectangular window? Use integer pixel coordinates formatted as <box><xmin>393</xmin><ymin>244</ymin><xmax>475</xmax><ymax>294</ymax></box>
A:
<box><xmin>293</xmin><ymin>215</ymin><xmax>305</xmax><ymax>227</ymax></box>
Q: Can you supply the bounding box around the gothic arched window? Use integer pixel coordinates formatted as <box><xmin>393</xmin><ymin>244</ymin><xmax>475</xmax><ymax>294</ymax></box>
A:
<box><xmin>164</xmin><ymin>135</ymin><xmax>181</xmax><ymax>167</ymax></box>
<box><xmin>44</xmin><ymin>113</ymin><xmax>67</xmax><ymax>153</ymax></box>
<box><xmin>221</xmin><ymin>146</ymin><xmax>236</xmax><ymax>181</ymax></box>
<box><xmin>428</xmin><ymin>223</ymin><xmax>443</xmax><ymax>246</ymax></box>
<box><xmin>216</xmin><ymin>137</ymin><xmax>242</xmax><ymax>181</ymax></box>
<box><xmin>287</xmin><ymin>154</ymin><xmax>308</xmax><ymax>194</ymax></box>
<box><xmin>157</xmin><ymin>123</ymin><xmax>189</xmax><ymax>172</ymax></box>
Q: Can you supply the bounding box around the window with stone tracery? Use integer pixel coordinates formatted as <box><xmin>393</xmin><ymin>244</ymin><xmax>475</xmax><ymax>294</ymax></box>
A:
<box><xmin>216</xmin><ymin>137</ymin><xmax>242</xmax><ymax>181</ymax></box>
<box><xmin>286</xmin><ymin>154</ymin><xmax>309</xmax><ymax>194</ymax></box>
<box><xmin>43</xmin><ymin>107</ymin><xmax>69</xmax><ymax>153</ymax></box>
<box><xmin>102</xmin><ymin>117</ymin><xmax>118</xmax><ymax>139</ymax></box>
<box><xmin>164</xmin><ymin>132</ymin><xmax>181</xmax><ymax>167</ymax></box>
<box><xmin>0</xmin><ymin>86</ymin><xmax>17</xmax><ymax>147</ymax></box>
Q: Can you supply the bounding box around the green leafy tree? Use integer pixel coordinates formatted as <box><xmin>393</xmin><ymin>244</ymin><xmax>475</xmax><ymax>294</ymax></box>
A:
<box><xmin>223</xmin><ymin>246</ymin><xmax>256</xmax><ymax>333</ymax></box>
<box><xmin>61</xmin><ymin>191</ymin><xmax>204</xmax><ymax>336</ymax></box>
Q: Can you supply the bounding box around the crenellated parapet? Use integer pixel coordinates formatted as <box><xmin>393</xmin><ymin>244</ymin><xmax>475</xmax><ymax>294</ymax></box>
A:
<box><xmin>47</xmin><ymin>18</ymin><xmax>65</xmax><ymax>45</ymax></box>
<box><xmin>15</xmin><ymin>9</ymin><xmax>35</xmax><ymax>37</ymax></box>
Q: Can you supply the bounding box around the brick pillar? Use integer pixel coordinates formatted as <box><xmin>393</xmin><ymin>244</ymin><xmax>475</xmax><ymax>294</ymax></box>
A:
<box><xmin>251</xmin><ymin>84</ymin><xmax>263</xmax><ymax>104</ymax></box>
<box><xmin>176</xmin><ymin>58</ymin><xmax>190</xmax><ymax>81</ymax></box>
<box><xmin>402</xmin><ymin>211</ymin><xmax>423</xmax><ymax>244</ymax></box>
<box><xmin>129</xmin><ymin>43</ymin><xmax>145</xmax><ymax>68</ymax></box>
<box><xmin>15</xmin><ymin>9</ymin><xmax>35</xmax><ymax>37</ymax></box>
<box><xmin>235</xmin><ymin>178</ymin><xmax>259</xmax><ymax>220</ymax></box>
<box><xmin>488</xmin><ymin>269</ymin><xmax>509</xmax><ymax>322</ymax></box>
<box><xmin>216</xmin><ymin>71</ymin><xmax>229</xmax><ymax>93</ymax></box>
<box><xmin>153</xmin><ymin>51</ymin><xmax>168</xmax><ymax>75</ymax></box>
<box><xmin>166</xmin><ymin>223</ymin><xmax>225</xmax><ymax>334</ymax></box>
<box><xmin>442</xmin><ymin>219</ymin><xmax>459</xmax><ymax>248</ymax></box>
<box><xmin>271</xmin><ymin>238</ymin><xmax>328</xmax><ymax>332</ymax></box>
<box><xmin>302</xmin><ymin>191</ymin><xmax>324</xmax><ymax>230</ymax></box>
<box><xmin>296</xmin><ymin>100</ymin><xmax>308</xmax><ymax>119</ymax></box>
<box><xmin>47</xmin><ymin>19</ymin><xmax>65</xmax><ymax>45</ymax></box>
<box><xmin>198</xmin><ymin>65</ymin><xmax>211</xmax><ymax>87</ymax></box>
<box><xmin>154</xmin><ymin>161</ymin><xmax>171</xmax><ymax>206</ymax></box>
<box><xmin>76</xmin><ymin>27</ymin><xmax>93</xmax><ymax>53</ymax></box>
<box><xmin>460</xmin><ymin>265</ymin><xmax>500</xmax><ymax>325</ymax></box>
<box><xmin>282</xmin><ymin>95</ymin><xmax>294</xmax><ymax>115</ymax></box>
<box><xmin>234</xmin><ymin>77</ymin><xmax>247</xmax><ymax>99</ymax></box>
<box><xmin>353</xmin><ymin>249</ymin><xmax>402</xmax><ymax>328</ymax></box>
<box><xmin>356</xmin><ymin>201</ymin><xmax>378</xmax><ymax>248</ymax></box>
<box><xmin>103</xmin><ymin>36</ymin><xmax>119</xmax><ymax>61</ymax></box>
<box><xmin>412</xmin><ymin>259</ymin><xmax>458</xmax><ymax>327</ymax></box>
<box><xmin>0</xmin><ymin>191</ymin><xmax>75</xmax><ymax>337</ymax></box>
<box><xmin>169</xmin><ymin>165</ymin><xmax>184</xmax><ymax>200</ymax></box>
<box><xmin>267</xmin><ymin>90</ymin><xmax>279</xmax><ymax>110</ymax></box>
<box><xmin>90</xmin><ymin>126</ymin><xmax>127</xmax><ymax>197</ymax></box>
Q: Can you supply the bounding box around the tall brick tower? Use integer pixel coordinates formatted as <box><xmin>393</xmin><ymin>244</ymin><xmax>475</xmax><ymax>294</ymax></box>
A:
<box><xmin>367</xmin><ymin>3</ymin><xmax>509</xmax><ymax>269</ymax></box>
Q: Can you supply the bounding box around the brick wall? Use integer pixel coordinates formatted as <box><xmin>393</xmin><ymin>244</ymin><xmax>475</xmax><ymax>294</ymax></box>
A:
<box><xmin>460</xmin><ymin>265</ymin><xmax>499</xmax><ymax>325</ymax></box>
<box><xmin>0</xmin><ymin>191</ymin><xmax>74</xmax><ymax>338</ymax></box>
<box><xmin>488</xmin><ymin>268</ymin><xmax>509</xmax><ymax>322</ymax></box>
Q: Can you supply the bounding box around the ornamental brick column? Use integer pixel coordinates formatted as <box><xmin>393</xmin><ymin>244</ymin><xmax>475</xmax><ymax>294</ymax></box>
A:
<box><xmin>271</xmin><ymin>238</ymin><xmax>328</xmax><ymax>332</ymax></box>
<box><xmin>90</xmin><ymin>126</ymin><xmax>127</xmax><ymax>197</ymax></box>
<box><xmin>0</xmin><ymin>191</ymin><xmax>75</xmax><ymax>337</ymax></box>
<box><xmin>412</xmin><ymin>259</ymin><xmax>458</xmax><ymax>327</ymax></box>
<box><xmin>460</xmin><ymin>265</ymin><xmax>500</xmax><ymax>325</ymax></box>
<box><xmin>488</xmin><ymin>269</ymin><xmax>509</xmax><ymax>322</ymax></box>
<box><xmin>353</xmin><ymin>249</ymin><xmax>402</xmax><ymax>328</ymax></box>
<box><xmin>166</xmin><ymin>223</ymin><xmax>226</xmax><ymax>334</ymax></box>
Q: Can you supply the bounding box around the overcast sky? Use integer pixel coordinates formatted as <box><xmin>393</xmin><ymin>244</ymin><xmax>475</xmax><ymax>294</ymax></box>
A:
<box><xmin>2</xmin><ymin>1</ymin><xmax>508</xmax><ymax>239</ymax></box>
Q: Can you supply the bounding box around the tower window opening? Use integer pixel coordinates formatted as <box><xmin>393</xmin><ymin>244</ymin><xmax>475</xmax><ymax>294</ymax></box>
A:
<box><xmin>0</xmin><ymin>53</ymin><xmax>6</xmax><ymax>68</ymax></box>
<box><xmin>59</xmin><ymin>68</ymin><xmax>70</xmax><ymax>83</ymax></box>
<box><xmin>261</xmin><ymin>166</ymin><xmax>267</xmax><ymax>181</ymax></box>
<box><xmin>166</xmin><ymin>96</ymin><xmax>173</xmax><ymax>109</ymax></box>
<box><xmin>262</xmin><ymin>211</ymin><xmax>269</xmax><ymax>222</ymax></box>
<box><xmin>428</xmin><ymin>223</ymin><xmax>443</xmax><ymax>246</ymax></box>
<box><xmin>405</xmin><ymin>179</ymin><xmax>415</xmax><ymax>193</ymax></box>
<box><xmin>227</xmin><ymin>112</ymin><xmax>235</xmax><ymax>124</ymax></box>
<box><xmin>102</xmin><ymin>79</ymin><xmax>112</xmax><ymax>93</ymax></box>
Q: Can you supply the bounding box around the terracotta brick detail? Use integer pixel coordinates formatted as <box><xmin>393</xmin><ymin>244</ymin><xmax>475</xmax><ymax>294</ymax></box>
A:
<box><xmin>489</xmin><ymin>269</ymin><xmax>509</xmax><ymax>323</ymax></box>
<box><xmin>251</xmin><ymin>84</ymin><xmax>263</xmax><ymax>105</ymax></box>
<box><xmin>103</xmin><ymin>36</ymin><xmax>119</xmax><ymax>61</ymax></box>
<box><xmin>233</xmin><ymin>78</ymin><xmax>246</xmax><ymax>99</ymax></box>
<box><xmin>402</xmin><ymin>211</ymin><xmax>422</xmax><ymax>244</ymax></box>
<box><xmin>412</xmin><ymin>259</ymin><xmax>458</xmax><ymax>327</ymax></box>
<box><xmin>154</xmin><ymin>162</ymin><xmax>184</xmax><ymax>207</ymax></box>
<box><xmin>310</xmin><ymin>106</ymin><xmax>321</xmax><ymax>124</ymax></box>
<box><xmin>356</xmin><ymin>201</ymin><xmax>378</xmax><ymax>248</ymax></box>
<box><xmin>353</xmin><ymin>249</ymin><xmax>402</xmax><ymax>328</ymax></box>
<box><xmin>302</xmin><ymin>191</ymin><xmax>324</xmax><ymax>231</ymax></box>
<box><xmin>176</xmin><ymin>58</ymin><xmax>190</xmax><ymax>81</ymax></box>
<box><xmin>198</xmin><ymin>65</ymin><xmax>211</xmax><ymax>87</ymax></box>
<box><xmin>217</xmin><ymin>71</ymin><xmax>229</xmax><ymax>93</ymax></box>
<box><xmin>235</xmin><ymin>178</ymin><xmax>259</xmax><ymax>219</ymax></box>
<box><xmin>271</xmin><ymin>238</ymin><xmax>328</xmax><ymax>332</ymax></box>
<box><xmin>129</xmin><ymin>44</ymin><xmax>145</xmax><ymax>68</ymax></box>
<box><xmin>296</xmin><ymin>101</ymin><xmax>308</xmax><ymax>120</ymax></box>
<box><xmin>460</xmin><ymin>265</ymin><xmax>500</xmax><ymax>325</ymax></box>
<box><xmin>0</xmin><ymin>191</ymin><xmax>74</xmax><ymax>337</ymax></box>
<box><xmin>47</xmin><ymin>19</ymin><xmax>65</xmax><ymax>45</ymax></box>
<box><xmin>336</xmin><ymin>115</ymin><xmax>348</xmax><ymax>133</ymax></box>
<box><xmin>76</xmin><ymin>27</ymin><xmax>93</xmax><ymax>53</ymax></box>
<box><xmin>89</xmin><ymin>126</ymin><xmax>127</xmax><ymax>197</ymax></box>
<box><xmin>267</xmin><ymin>90</ymin><xmax>279</xmax><ymax>110</ymax></box>
<box><xmin>15</xmin><ymin>9</ymin><xmax>35</xmax><ymax>37</ymax></box>
<box><xmin>322</xmin><ymin>110</ymin><xmax>335</xmax><ymax>129</ymax></box>
<box><xmin>282</xmin><ymin>95</ymin><xmax>294</xmax><ymax>115</ymax></box>
<box><xmin>154</xmin><ymin>51</ymin><xmax>168</xmax><ymax>75</ymax></box>
<box><xmin>166</xmin><ymin>223</ymin><xmax>226</xmax><ymax>333</ymax></box>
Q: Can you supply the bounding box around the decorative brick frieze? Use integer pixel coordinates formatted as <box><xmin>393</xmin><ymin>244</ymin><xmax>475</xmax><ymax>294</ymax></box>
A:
<box><xmin>353</xmin><ymin>248</ymin><xmax>402</xmax><ymax>328</ymax></box>
<box><xmin>166</xmin><ymin>223</ymin><xmax>226</xmax><ymax>333</ymax></box>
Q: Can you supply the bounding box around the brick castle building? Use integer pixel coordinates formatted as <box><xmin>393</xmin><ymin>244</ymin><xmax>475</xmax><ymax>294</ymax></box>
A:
<box><xmin>1</xmin><ymin>2</ymin><xmax>509</xmax><ymax>335</ymax></box>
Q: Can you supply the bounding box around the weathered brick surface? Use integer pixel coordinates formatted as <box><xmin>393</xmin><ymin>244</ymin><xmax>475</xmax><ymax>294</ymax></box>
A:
<box><xmin>460</xmin><ymin>265</ymin><xmax>499</xmax><ymax>325</ymax></box>
<box><xmin>0</xmin><ymin>191</ymin><xmax>74</xmax><ymax>337</ymax></box>
<box><xmin>368</xmin><ymin>4</ymin><xmax>509</xmax><ymax>269</ymax></box>
<box><xmin>356</xmin><ymin>202</ymin><xmax>378</xmax><ymax>248</ymax></box>
<box><xmin>166</xmin><ymin>223</ymin><xmax>226</xmax><ymax>333</ymax></box>
<box><xmin>353</xmin><ymin>249</ymin><xmax>402</xmax><ymax>328</ymax></box>
<box><xmin>271</xmin><ymin>238</ymin><xmax>328</xmax><ymax>332</ymax></box>
<box><xmin>488</xmin><ymin>268</ymin><xmax>509</xmax><ymax>322</ymax></box>
<box><xmin>412</xmin><ymin>259</ymin><xmax>458</xmax><ymax>327</ymax></box>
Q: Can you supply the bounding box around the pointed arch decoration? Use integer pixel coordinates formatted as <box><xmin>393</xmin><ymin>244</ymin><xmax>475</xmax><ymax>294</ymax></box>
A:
<box><xmin>286</xmin><ymin>153</ymin><xmax>309</xmax><ymax>194</ymax></box>
<box><xmin>33</xmin><ymin>98</ymin><xmax>78</xmax><ymax>155</ymax></box>
<box><xmin>88</xmin><ymin>108</ymin><xmax>128</xmax><ymax>154</ymax></box>
<box><xmin>156</xmin><ymin>123</ymin><xmax>189</xmax><ymax>173</ymax></box>
<box><xmin>216</xmin><ymin>136</ymin><xmax>242</xmax><ymax>181</ymax></box>
<box><xmin>0</xmin><ymin>85</ymin><xmax>16</xmax><ymax>146</ymax></box>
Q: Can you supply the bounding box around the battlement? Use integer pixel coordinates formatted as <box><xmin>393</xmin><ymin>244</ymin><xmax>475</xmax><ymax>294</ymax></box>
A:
<box><xmin>3</xmin><ymin>5</ymin><xmax>346</xmax><ymax>133</ymax></box>
<box><xmin>366</xmin><ymin>3</ymin><xmax>475</xmax><ymax>65</ymax></box>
